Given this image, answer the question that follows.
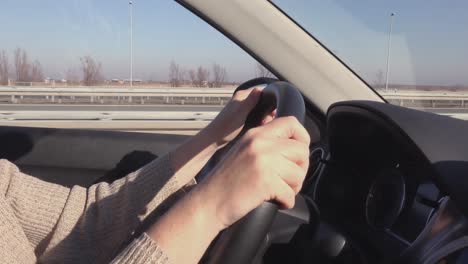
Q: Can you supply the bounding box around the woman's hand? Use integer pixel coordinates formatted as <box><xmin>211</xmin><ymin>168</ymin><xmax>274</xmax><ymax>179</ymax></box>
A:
<box><xmin>204</xmin><ymin>87</ymin><xmax>274</xmax><ymax>148</ymax></box>
<box><xmin>146</xmin><ymin>116</ymin><xmax>310</xmax><ymax>263</ymax></box>
<box><xmin>168</xmin><ymin>86</ymin><xmax>278</xmax><ymax>193</ymax></box>
<box><xmin>196</xmin><ymin>116</ymin><xmax>310</xmax><ymax>229</ymax></box>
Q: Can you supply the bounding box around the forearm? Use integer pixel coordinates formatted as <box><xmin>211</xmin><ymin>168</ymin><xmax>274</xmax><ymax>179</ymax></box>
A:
<box><xmin>169</xmin><ymin>127</ymin><xmax>220</xmax><ymax>185</ymax></box>
<box><xmin>116</xmin><ymin>126</ymin><xmax>241</xmax><ymax>263</ymax></box>
<box><xmin>146</xmin><ymin>185</ymin><xmax>223</xmax><ymax>264</ymax></box>
<box><xmin>65</xmin><ymin>129</ymin><xmax>220</xmax><ymax>261</ymax></box>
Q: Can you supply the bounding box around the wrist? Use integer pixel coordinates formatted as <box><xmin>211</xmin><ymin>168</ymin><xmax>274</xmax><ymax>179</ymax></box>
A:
<box><xmin>145</xmin><ymin>181</ymin><xmax>225</xmax><ymax>263</ymax></box>
<box><xmin>146</xmin><ymin>184</ymin><xmax>224</xmax><ymax>242</ymax></box>
<box><xmin>189</xmin><ymin>185</ymin><xmax>226</xmax><ymax>233</ymax></box>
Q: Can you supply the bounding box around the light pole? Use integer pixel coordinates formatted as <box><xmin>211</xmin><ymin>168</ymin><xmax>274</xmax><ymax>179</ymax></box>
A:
<box><xmin>385</xmin><ymin>12</ymin><xmax>395</xmax><ymax>92</ymax></box>
<box><xmin>129</xmin><ymin>1</ymin><xmax>133</xmax><ymax>88</ymax></box>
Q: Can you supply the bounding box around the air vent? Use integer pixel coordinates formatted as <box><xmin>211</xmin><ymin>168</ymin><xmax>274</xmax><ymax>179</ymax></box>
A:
<box><xmin>302</xmin><ymin>147</ymin><xmax>326</xmax><ymax>191</ymax></box>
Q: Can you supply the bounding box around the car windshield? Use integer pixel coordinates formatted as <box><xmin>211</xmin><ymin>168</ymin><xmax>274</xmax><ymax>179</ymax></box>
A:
<box><xmin>272</xmin><ymin>0</ymin><xmax>468</xmax><ymax>120</ymax></box>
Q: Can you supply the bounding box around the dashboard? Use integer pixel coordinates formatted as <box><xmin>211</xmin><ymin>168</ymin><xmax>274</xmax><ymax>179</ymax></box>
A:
<box><xmin>297</xmin><ymin>101</ymin><xmax>468</xmax><ymax>263</ymax></box>
<box><xmin>305</xmin><ymin>107</ymin><xmax>441</xmax><ymax>262</ymax></box>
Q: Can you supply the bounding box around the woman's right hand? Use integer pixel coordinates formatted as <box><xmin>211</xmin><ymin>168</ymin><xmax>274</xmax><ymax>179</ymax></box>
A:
<box><xmin>195</xmin><ymin>116</ymin><xmax>310</xmax><ymax>230</ymax></box>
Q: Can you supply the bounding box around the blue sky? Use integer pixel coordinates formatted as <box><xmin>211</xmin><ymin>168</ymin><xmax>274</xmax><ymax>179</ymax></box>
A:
<box><xmin>275</xmin><ymin>0</ymin><xmax>468</xmax><ymax>86</ymax></box>
<box><xmin>1</xmin><ymin>0</ymin><xmax>468</xmax><ymax>86</ymax></box>
<box><xmin>0</xmin><ymin>0</ymin><xmax>257</xmax><ymax>81</ymax></box>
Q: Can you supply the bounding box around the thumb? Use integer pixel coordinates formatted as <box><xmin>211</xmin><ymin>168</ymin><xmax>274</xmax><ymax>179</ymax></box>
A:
<box><xmin>238</xmin><ymin>87</ymin><xmax>263</xmax><ymax>115</ymax></box>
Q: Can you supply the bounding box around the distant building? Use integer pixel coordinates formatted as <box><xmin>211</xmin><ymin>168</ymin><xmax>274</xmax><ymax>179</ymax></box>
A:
<box><xmin>45</xmin><ymin>77</ymin><xmax>67</xmax><ymax>84</ymax></box>
<box><xmin>111</xmin><ymin>79</ymin><xmax>124</xmax><ymax>84</ymax></box>
<box><xmin>123</xmin><ymin>78</ymin><xmax>143</xmax><ymax>83</ymax></box>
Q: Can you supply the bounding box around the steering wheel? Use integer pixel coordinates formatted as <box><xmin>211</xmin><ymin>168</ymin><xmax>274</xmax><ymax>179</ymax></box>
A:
<box><xmin>204</xmin><ymin>78</ymin><xmax>306</xmax><ymax>264</ymax></box>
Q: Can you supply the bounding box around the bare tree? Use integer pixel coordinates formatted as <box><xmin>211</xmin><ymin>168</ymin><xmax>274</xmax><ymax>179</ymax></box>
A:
<box><xmin>169</xmin><ymin>60</ymin><xmax>185</xmax><ymax>87</ymax></box>
<box><xmin>255</xmin><ymin>62</ymin><xmax>273</xmax><ymax>78</ymax></box>
<box><xmin>80</xmin><ymin>55</ymin><xmax>103</xmax><ymax>86</ymax></box>
<box><xmin>211</xmin><ymin>63</ymin><xmax>227</xmax><ymax>87</ymax></box>
<box><xmin>12</xmin><ymin>48</ymin><xmax>46</xmax><ymax>83</ymax></box>
<box><xmin>0</xmin><ymin>50</ymin><xmax>9</xmax><ymax>85</ymax></box>
<box><xmin>196</xmin><ymin>66</ymin><xmax>210</xmax><ymax>87</ymax></box>
<box><xmin>14</xmin><ymin>48</ymin><xmax>31</xmax><ymax>82</ymax></box>
<box><xmin>30</xmin><ymin>60</ymin><xmax>44</xmax><ymax>82</ymax></box>
<box><xmin>188</xmin><ymin>69</ymin><xmax>196</xmax><ymax>86</ymax></box>
<box><xmin>187</xmin><ymin>67</ymin><xmax>210</xmax><ymax>87</ymax></box>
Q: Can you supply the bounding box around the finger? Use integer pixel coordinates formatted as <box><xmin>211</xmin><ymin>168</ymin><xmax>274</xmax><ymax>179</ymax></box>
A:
<box><xmin>269</xmin><ymin>178</ymin><xmax>296</xmax><ymax>209</ymax></box>
<box><xmin>232</xmin><ymin>86</ymin><xmax>263</xmax><ymax>102</ymax></box>
<box><xmin>261</xmin><ymin>108</ymin><xmax>277</xmax><ymax>125</ymax></box>
<box><xmin>231</xmin><ymin>87</ymin><xmax>263</xmax><ymax>116</ymax></box>
<box><xmin>259</xmin><ymin>116</ymin><xmax>311</xmax><ymax>145</ymax></box>
<box><xmin>265</xmin><ymin>139</ymin><xmax>309</xmax><ymax>171</ymax></box>
<box><xmin>262</xmin><ymin>114</ymin><xmax>274</xmax><ymax>125</ymax></box>
<box><xmin>273</xmin><ymin>158</ymin><xmax>306</xmax><ymax>194</ymax></box>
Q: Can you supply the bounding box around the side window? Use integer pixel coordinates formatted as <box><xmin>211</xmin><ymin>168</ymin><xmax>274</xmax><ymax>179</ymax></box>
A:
<box><xmin>0</xmin><ymin>1</ymin><xmax>273</xmax><ymax>132</ymax></box>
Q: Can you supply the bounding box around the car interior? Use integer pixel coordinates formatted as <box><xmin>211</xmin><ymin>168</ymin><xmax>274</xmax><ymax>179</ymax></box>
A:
<box><xmin>1</xmin><ymin>0</ymin><xmax>468</xmax><ymax>263</ymax></box>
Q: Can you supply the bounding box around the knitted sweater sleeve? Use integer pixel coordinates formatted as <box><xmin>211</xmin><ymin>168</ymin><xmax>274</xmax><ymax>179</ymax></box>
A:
<box><xmin>0</xmin><ymin>153</ymin><xmax>188</xmax><ymax>263</ymax></box>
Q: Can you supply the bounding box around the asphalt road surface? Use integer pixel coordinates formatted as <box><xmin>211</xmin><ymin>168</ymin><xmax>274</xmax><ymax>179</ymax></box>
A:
<box><xmin>0</xmin><ymin>104</ymin><xmax>223</xmax><ymax>112</ymax></box>
<box><xmin>1</xmin><ymin>104</ymin><xmax>467</xmax><ymax>134</ymax></box>
<box><xmin>2</xmin><ymin>104</ymin><xmax>468</xmax><ymax>114</ymax></box>
<box><xmin>425</xmin><ymin>108</ymin><xmax>468</xmax><ymax>114</ymax></box>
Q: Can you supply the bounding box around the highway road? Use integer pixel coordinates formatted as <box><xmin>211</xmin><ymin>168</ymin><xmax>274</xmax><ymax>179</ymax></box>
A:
<box><xmin>425</xmin><ymin>108</ymin><xmax>468</xmax><ymax>114</ymax></box>
<box><xmin>0</xmin><ymin>103</ymin><xmax>223</xmax><ymax>133</ymax></box>
<box><xmin>0</xmin><ymin>104</ymin><xmax>223</xmax><ymax>112</ymax></box>
<box><xmin>0</xmin><ymin>103</ymin><xmax>468</xmax><ymax>134</ymax></box>
<box><xmin>419</xmin><ymin>108</ymin><xmax>468</xmax><ymax>120</ymax></box>
<box><xmin>3</xmin><ymin>86</ymin><xmax>468</xmax><ymax>133</ymax></box>
<box><xmin>1</xmin><ymin>104</ymin><xmax>467</xmax><ymax>113</ymax></box>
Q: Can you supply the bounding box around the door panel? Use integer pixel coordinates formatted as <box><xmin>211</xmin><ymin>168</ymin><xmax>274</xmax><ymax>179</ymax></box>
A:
<box><xmin>0</xmin><ymin>126</ymin><xmax>189</xmax><ymax>187</ymax></box>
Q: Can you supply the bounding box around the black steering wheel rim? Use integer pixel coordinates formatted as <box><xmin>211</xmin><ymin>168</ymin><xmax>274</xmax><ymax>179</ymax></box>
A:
<box><xmin>204</xmin><ymin>78</ymin><xmax>306</xmax><ymax>264</ymax></box>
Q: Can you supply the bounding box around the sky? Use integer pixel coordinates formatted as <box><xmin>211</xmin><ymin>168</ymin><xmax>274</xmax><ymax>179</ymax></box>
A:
<box><xmin>1</xmin><ymin>0</ymin><xmax>468</xmax><ymax>86</ymax></box>
<box><xmin>0</xmin><ymin>0</ymin><xmax>258</xmax><ymax>82</ymax></box>
<box><xmin>274</xmin><ymin>0</ymin><xmax>468</xmax><ymax>86</ymax></box>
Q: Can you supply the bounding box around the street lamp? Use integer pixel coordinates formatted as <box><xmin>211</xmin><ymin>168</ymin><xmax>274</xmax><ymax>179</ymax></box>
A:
<box><xmin>385</xmin><ymin>12</ymin><xmax>395</xmax><ymax>92</ymax></box>
<box><xmin>129</xmin><ymin>1</ymin><xmax>133</xmax><ymax>88</ymax></box>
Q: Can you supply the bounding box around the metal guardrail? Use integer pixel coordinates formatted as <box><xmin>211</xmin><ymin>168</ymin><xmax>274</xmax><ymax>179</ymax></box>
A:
<box><xmin>1</xmin><ymin>88</ymin><xmax>468</xmax><ymax>133</ymax></box>
<box><xmin>379</xmin><ymin>91</ymin><xmax>468</xmax><ymax>108</ymax></box>
<box><xmin>0</xmin><ymin>86</ymin><xmax>234</xmax><ymax>105</ymax></box>
<box><xmin>0</xmin><ymin>86</ymin><xmax>235</xmax><ymax>94</ymax></box>
<box><xmin>4</xmin><ymin>86</ymin><xmax>468</xmax><ymax>106</ymax></box>
<box><xmin>2</xmin><ymin>87</ymin><xmax>468</xmax><ymax>104</ymax></box>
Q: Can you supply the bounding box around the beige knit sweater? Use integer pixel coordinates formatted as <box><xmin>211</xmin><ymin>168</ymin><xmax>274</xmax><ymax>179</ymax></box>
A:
<box><xmin>0</xmin><ymin>153</ymin><xmax>192</xmax><ymax>263</ymax></box>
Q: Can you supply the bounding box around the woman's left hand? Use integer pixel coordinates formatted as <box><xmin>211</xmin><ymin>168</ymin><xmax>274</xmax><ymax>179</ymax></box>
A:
<box><xmin>204</xmin><ymin>87</ymin><xmax>274</xmax><ymax>148</ymax></box>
